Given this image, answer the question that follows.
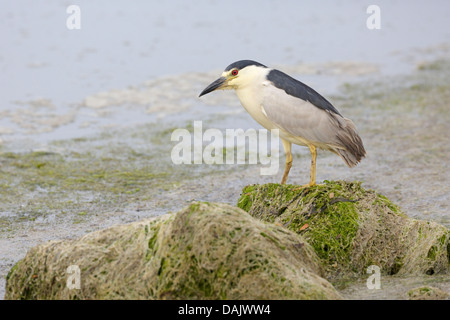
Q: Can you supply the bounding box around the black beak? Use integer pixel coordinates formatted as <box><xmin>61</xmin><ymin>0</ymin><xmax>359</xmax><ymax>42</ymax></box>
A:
<box><xmin>199</xmin><ymin>77</ymin><xmax>227</xmax><ymax>97</ymax></box>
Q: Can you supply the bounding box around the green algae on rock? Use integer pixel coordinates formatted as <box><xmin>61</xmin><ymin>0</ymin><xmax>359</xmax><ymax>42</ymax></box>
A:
<box><xmin>5</xmin><ymin>202</ymin><xmax>341</xmax><ymax>300</ymax></box>
<box><xmin>237</xmin><ymin>181</ymin><xmax>449</xmax><ymax>280</ymax></box>
<box><xmin>407</xmin><ymin>286</ymin><xmax>450</xmax><ymax>300</ymax></box>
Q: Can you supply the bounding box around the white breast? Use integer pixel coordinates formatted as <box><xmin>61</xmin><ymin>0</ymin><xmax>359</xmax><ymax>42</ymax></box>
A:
<box><xmin>234</xmin><ymin>81</ymin><xmax>310</xmax><ymax>147</ymax></box>
<box><xmin>235</xmin><ymin>85</ymin><xmax>277</xmax><ymax>131</ymax></box>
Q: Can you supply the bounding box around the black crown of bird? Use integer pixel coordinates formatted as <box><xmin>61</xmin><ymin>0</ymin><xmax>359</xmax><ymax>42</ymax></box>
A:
<box><xmin>200</xmin><ymin>60</ymin><xmax>366</xmax><ymax>187</ymax></box>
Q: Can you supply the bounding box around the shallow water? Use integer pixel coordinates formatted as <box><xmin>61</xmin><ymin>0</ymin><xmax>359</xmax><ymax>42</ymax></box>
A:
<box><xmin>1</xmin><ymin>1</ymin><xmax>450</xmax><ymax>300</ymax></box>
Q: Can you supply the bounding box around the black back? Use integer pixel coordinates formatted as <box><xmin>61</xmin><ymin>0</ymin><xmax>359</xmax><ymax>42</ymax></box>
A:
<box><xmin>267</xmin><ymin>69</ymin><xmax>342</xmax><ymax>116</ymax></box>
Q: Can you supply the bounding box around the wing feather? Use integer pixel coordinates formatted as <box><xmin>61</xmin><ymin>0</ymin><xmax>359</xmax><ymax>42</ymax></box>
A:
<box><xmin>262</xmin><ymin>85</ymin><xmax>341</xmax><ymax>145</ymax></box>
<box><xmin>262</xmin><ymin>85</ymin><xmax>366</xmax><ymax>166</ymax></box>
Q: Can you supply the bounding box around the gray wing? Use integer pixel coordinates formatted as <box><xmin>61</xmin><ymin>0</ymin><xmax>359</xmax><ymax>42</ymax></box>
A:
<box><xmin>262</xmin><ymin>84</ymin><xmax>366</xmax><ymax>166</ymax></box>
<box><xmin>262</xmin><ymin>84</ymin><xmax>344</xmax><ymax>146</ymax></box>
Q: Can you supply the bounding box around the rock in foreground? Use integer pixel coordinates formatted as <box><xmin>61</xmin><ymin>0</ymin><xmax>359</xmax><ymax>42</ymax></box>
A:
<box><xmin>5</xmin><ymin>202</ymin><xmax>341</xmax><ymax>300</ymax></box>
<box><xmin>237</xmin><ymin>181</ymin><xmax>449</xmax><ymax>280</ymax></box>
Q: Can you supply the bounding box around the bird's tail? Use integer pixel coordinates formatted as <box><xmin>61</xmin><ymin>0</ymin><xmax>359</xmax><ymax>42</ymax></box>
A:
<box><xmin>334</xmin><ymin>118</ymin><xmax>366</xmax><ymax>167</ymax></box>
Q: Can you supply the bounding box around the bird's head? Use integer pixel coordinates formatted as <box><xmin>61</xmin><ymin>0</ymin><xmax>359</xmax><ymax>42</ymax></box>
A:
<box><xmin>199</xmin><ymin>60</ymin><xmax>268</xmax><ymax>97</ymax></box>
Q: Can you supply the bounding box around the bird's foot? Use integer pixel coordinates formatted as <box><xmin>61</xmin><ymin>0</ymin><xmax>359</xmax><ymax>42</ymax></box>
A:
<box><xmin>292</xmin><ymin>182</ymin><xmax>323</xmax><ymax>191</ymax></box>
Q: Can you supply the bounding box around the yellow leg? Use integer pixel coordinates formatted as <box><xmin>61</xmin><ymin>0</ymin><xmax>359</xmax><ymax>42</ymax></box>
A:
<box><xmin>281</xmin><ymin>139</ymin><xmax>292</xmax><ymax>185</ymax></box>
<box><xmin>307</xmin><ymin>144</ymin><xmax>317</xmax><ymax>187</ymax></box>
<box><xmin>295</xmin><ymin>144</ymin><xmax>318</xmax><ymax>189</ymax></box>
<box><xmin>292</xmin><ymin>144</ymin><xmax>321</xmax><ymax>190</ymax></box>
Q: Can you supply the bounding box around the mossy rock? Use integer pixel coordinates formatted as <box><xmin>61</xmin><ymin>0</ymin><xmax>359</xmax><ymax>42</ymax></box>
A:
<box><xmin>5</xmin><ymin>202</ymin><xmax>341</xmax><ymax>300</ymax></box>
<box><xmin>237</xmin><ymin>181</ymin><xmax>450</xmax><ymax>280</ymax></box>
<box><xmin>407</xmin><ymin>286</ymin><xmax>449</xmax><ymax>300</ymax></box>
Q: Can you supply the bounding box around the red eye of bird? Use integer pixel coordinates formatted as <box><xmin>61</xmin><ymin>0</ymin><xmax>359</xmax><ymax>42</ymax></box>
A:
<box><xmin>231</xmin><ymin>69</ymin><xmax>238</xmax><ymax>76</ymax></box>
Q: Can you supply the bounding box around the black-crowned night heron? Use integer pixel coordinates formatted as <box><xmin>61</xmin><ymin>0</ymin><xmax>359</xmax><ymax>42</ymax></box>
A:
<box><xmin>199</xmin><ymin>60</ymin><xmax>366</xmax><ymax>186</ymax></box>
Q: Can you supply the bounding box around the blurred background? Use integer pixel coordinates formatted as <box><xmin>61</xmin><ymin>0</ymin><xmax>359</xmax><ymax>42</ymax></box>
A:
<box><xmin>0</xmin><ymin>0</ymin><xmax>449</xmax><ymax>144</ymax></box>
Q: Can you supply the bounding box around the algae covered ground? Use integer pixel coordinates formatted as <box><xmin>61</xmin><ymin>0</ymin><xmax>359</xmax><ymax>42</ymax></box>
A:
<box><xmin>0</xmin><ymin>121</ymin><xmax>247</xmax><ymax>233</ymax></box>
<box><xmin>1</xmin><ymin>58</ymin><xmax>450</xmax><ymax>299</ymax></box>
<box><xmin>237</xmin><ymin>181</ymin><xmax>449</xmax><ymax>282</ymax></box>
<box><xmin>5</xmin><ymin>202</ymin><xmax>342</xmax><ymax>300</ymax></box>
<box><xmin>4</xmin><ymin>186</ymin><xmax>448</xmax><ymax>300</ymax></box>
